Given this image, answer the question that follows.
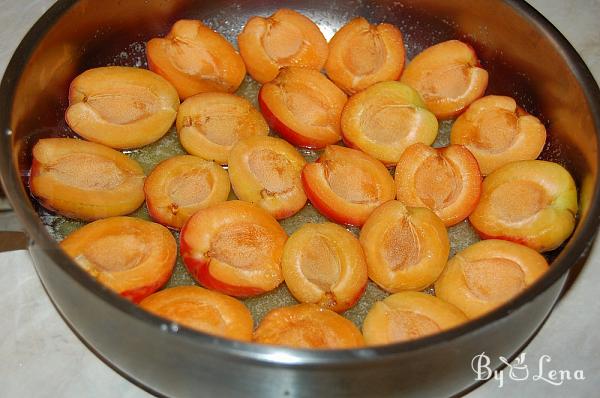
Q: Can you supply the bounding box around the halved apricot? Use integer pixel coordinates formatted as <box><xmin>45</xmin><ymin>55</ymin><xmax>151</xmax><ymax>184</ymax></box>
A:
<box><xmin>341</xmin><ymin>82</ymin><xmax>438</xmax><ymax>165</ymax></box>
<box><xmin>65</xmin><ymin>66</ymin><xmax>179</xmax><ymax>149</ymax></box>
<box><xmin>450</xmin><ymin>95</ymin><xmax>547</xmax><ymax>175</ymax></box>
<box><xmin>253</xmin><ymin>303</ymin><xmax>364</xmax><ymax>349</ymax></box>
<box><xmin>282</xmin><ymin>222</ymin><xmax>368</xmax><ymax>312</ymax></box>
<box><xmin>259</xmin><ymin>67</ymin><xmax>347</xmax><ymax>149</ymax></box>
<box><xmin>180</xmin><ymin>200</ymin><xmax>287</xmax><ymax>297</ymax></box>
<box><xmin>359</xmin><ymin>200</ymin><xmax>450</xmax><ymax>292</ymax></box>
<box><xmin>144</xmin><ymin>155</ymin><xmax>230</xmax><ymax>229</ymax></box>
<box><xmin>238</xmin><ymin>9</ymin><xmax>328</xmax><ymax>84</ymax></box>
<box><xmin>362</xmin><ymin>292</ymin><xmax>467</xmax><ymax>345</ymax></box>
<box><xmin>395</xmin><ymin>143</ymin><xmax>481</xmax><ymax>226</ymax></box>
<box><xmin>60</xmin><ymin>217</ymin><xmax>177</xmax><ymax>303</ymax></box>
<box><xmin>302</xmin><ymin>145</ymin><xmax>395</xmax><ymax>226</ymax></box>
<box><xmin>325</xmin><ymin>17</ymin><xmax>405</xmax><ymax>95</ymax></box>
<box><xmin>176</xmin><ymin>92</ymin><xmax>269</xmax><ymax>164</ymax></box>
<box><xmin>435</xmin><ymin>239</ymin><xmax>548</xmax><ymax>318</ymax></box>
<box><xmin>139</xmin><ymin>286</ymin><xmax>253</xmax><ymax>341</ymax></box>
<box><xmin>469</xmin><ymin>160</ymin><xmax>577</xmax><ymax>252</ymax></box>
<box><xmin>228</xmin><ymin>136</ymin><xmax>306</xmax><ymax>219</ymax></box>
<box><xmin>146</xmin><ymin>19</ymin><xmax>246</xmax><ymax>99</ymax></box>
<box><xmin>400</xmin><ymin>40</ymin><xmax>488</xmax><ymax>119</ymax></box>
<box><xmin>29</xmin><ymin>138</ymin><xmax>145</xmax><ymax>221</ymax></box>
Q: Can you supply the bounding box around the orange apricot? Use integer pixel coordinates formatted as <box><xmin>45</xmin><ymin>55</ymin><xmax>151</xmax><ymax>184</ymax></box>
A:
<box><xmin>395</xmin><ymin>143</ymin><xmax>482</xmax><ymax>226</ymax></box>
<box><xmin>359</xmin><ymin>200</ymin><xmax>450</xmax><ymax>292</ymax></box>
<box><xmin>180</xmin><ymin>200</ymin><xmax>287</xmax><ymax>297</ymax></box>
<box><xmin>362</xmin><ymin>292</ymin><xmax>467</xmax><ymax>345</ymax></box>
<box><xmin>228</xmin><ymin>136</ymin><xmax>306</xmax><ymax>219</ymax></box>
<box><xmin>144</xmin><ymin>155</ymin><xmax>230</xmax><ymax>229</ymax></box>
<box><xmin>60</xmin><ymin>217</ymin><xmax>177</xmax><ymax>303</ymax></box>
<box><xmin>400</xmin><ymin>40</ymin><xmax>488</xmax><ymax>119</ymax></box>
<box><xmin>325</xmin><ymin>17</ymin><xmax>405</xmax><ymax>95</ymax></box>
<box><xmin>281</xmin><ymin>222</ymin><xmax>368</xmax><ymax>312</ymax></box>
<box><xmin>65</xmin><ymin>66</ymin><xmax>179</xmax><ymax>149</ymax></box>
<box><xmin>238</xmin><ymin>9</ymin><xmax>328</xmax><ymax>84</ymax></box>
<box><xmin>450</xmin><ymin>95</ymin><xmax>547</xmax><ymax>175</ymax></box>
<box><xmin>341</xmin><ymin>82</ymin><xmax>438</xmax><ymax>165</ymax></box>
<box><xmin>435</xmin><ymin>239</ymin><xmax>548</xmax><ymax>318</ymax></box>
<box><xmin>139</xmin><ymin>286</ymin><xmax>253</xmax><ymax>341</ymax></box>
<box><xmin>253</xmin><ymin>303</ymin><xmax>364</xmax><ymax>349</ymax></box>
<box><xmin>146</xmin><ymin>19</ymin><xmax>246</xmax><ymax>99</ymax></box>
<box><xmin>302</xmin><ymin>145</ymin><xmax>396</xmax><ymax>226</ymax></box>
<box><xmin>176</xmin><ymin>92</ymin><xmax>269</xmax><ymax>164</ymax></box>
<box><xmin>469</xmin><ymin>160</ymin><xmax>577</xmax><ymax>252</ymax></box>
<box><xmin>29</xmin><ymin>138</ymin><xmax>145</xmax><ymax>221</ymax></box>
<box><xmin>259</xmin><ymin>67</ymin><xmax>347</xmax><ymax>149</ymax></box>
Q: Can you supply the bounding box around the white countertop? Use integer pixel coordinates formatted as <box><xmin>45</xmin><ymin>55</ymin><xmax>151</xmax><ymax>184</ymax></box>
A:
<box><xmin>1</xmin><ymin>0</ymin><xmax>599</xmax><ymax>396</ymax></box>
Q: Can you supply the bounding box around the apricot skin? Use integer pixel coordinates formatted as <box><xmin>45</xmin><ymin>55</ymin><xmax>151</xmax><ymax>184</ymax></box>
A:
<box><xmin>394</xmin><ymin>143</ymin><xmax>482</xmax><ymax>226</ymax></box>
<box><xmin>469</xmin><ymin>160</ymin><xmax>577</xmax><ymax>252</ymax></box>
<box><xmin>282</xmin><ymin>222</ymin><xmax>368</xmax><ymax>312</ymax></box>
<box><xmin>29</xmin><ymin>138</ymin><xmax>145</xmax><ymax>221</ymax></box>
<box><xmin>325</xmin><ymin>17</ymin><xmax>406</xmax><ymax>95</ymax></box>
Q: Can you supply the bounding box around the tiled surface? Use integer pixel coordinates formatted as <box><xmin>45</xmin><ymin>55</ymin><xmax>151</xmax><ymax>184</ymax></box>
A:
<box><xmin>0</xmin><ymin>0</ymin><xmax>599</xmax><ymax>396</ymax></box>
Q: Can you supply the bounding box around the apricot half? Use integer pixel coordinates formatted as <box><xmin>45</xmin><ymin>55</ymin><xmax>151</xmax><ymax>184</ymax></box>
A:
<box><xmin>362</xmin><ymin>292</ymin><xmax>467</xmax><ymax>345</ymax></box>
<box><xmin>469</xmin><ymin>160</ymin><xmax>577</xmax><ymax>252</ymax></box>
<box><xmin>341</xmin><ymin>82</ymin><xmax>438</xmax><ymax>165</ymax></box>
<box><xmin>302</xmin><ymin>145</ymin><xmax>395</xmax><ymax>226</ymax></box>
<box><xmin>400</xmin><ymin>40</ymin><xmax>488</xmax><ymax>119</ymax></box>
<box><xmin>30</xmin><ymin>138</ymin><xmax>145</xmax><ymax>221</ymax></box>
<box><xmin>259</xmin><ymin>67</ymin><xmax>347</xmax><ymax>149</ymax></box>
<box><xmin>147</xmin><ymin>19</ymin><xmax>246</xmax><ymax>99</ymax></box>
<box><xmin>60</xmin><ymin>217</ymin><xmax>177</xmax><ymax>303</ymax></box>
<box><xmin>228</xmin><ymin>136</ymin><xmax>306</xmax><ymax>219</ymax></box>
<box><xmin>282</xmin><ymin>223</ymin><xmax>368</xmax><ymax>312</ymax></box>
<box><xmin>395</xmin><ymin>143</ymin><xmax>481</xmax><ymax>226</ymax></box>
<box><xmin>359</xmin><ymin>200</ymin><xmax>450</xmax><ymax>292</ymax></box>
<box><xmin>450</xmin><ymin>95</ymin><xmax>547</xmax><ymax>175</ymax></box>
<box><xmin>325</xmin><ymin>17</ymin><xmax>405</xmax><ymax>95</ymax></box>
<box><xmin>177</xmin><ymin>92</ymin><xmax>269</xmax><ymax>164</ymax></box>
<box><xmin>139</xmin><ymin>286</ymin><xmax>253</xmax><ymax>341</ymax></box>
<box><xmin>144</xmin><ymin>155</ymin><xmax>230</xmax><ymax>229</ymax></box>
<box><xmin>238</xmin><ymin>9</ymin><xmax>328</xmax><ymax>84</ymax></box>
<box><xmin>66</xmin><ymin>66</ymin><xmax>179</xmax><ymax>149</ymax></box>
<box><xmin>253</xmin><ymin>303</ymin><xmax>364</xmax><ymax>349</ymax></box>
<box><xmin>435</xmin><ymin>239</ymin><xmax>548</xmax><ymax>318</ymax></box>
<box><xmin>180</xmin><ymin>200</ymin><xmax>287</xmax><ymax>297</ymax></box>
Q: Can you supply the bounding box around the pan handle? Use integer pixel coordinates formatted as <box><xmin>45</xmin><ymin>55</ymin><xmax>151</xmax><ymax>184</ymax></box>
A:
<box><xmin>0</xmin><ymin>187</ymin><xmax>29</xmax><ymax>252</ymax></box>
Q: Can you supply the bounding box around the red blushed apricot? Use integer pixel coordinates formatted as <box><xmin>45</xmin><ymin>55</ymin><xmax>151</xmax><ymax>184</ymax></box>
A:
<box><xmin>359</xmin><ymin>200</ymin><xmax>450</xmax><ymax>292</ymax></box>
<box><xmin>253</xmin><ymin>303</ymin><xmax>364</xmax><ymax>349</ymax></box>
<box><xmin>238</xmin><ymin>9</ymin><xmax>328</xmax><ymax>84</ymax></box>
<box><xmin>341</xmin><ymin>82</ymin><xmax>438</xmax><ymax>165</ymax></box>
<box><xmin>180</xmin><ymin>201</ymin><xmax>287</xmax><ymax>297</ymax></box>
<box><xmin>259</xmin><ymin>67</ymin><xmax>347</xmax><ymax>149</ymax></box>
<box><xmin>139</xmin><ymin>286</ymin><xmax>253</xmax><ymax>341</ymax></box>
<box><xmin>400</xmin><ymin>40</ymin><xmax>488</xmax><ymax>119</ymax></box>
<box><xmin>435</xmin><ymin>240</ymin><xmax>548</xmax><ymax>318</ymax></box>
<box><xmin>60</xmin><ymin>217</ymin><xmax>177</xmax><ymax>303</ymax></box>
<box><xmin>395</xmin><ymin>143</ymin><xmax>481</xmax><ymax>226</ymax></box>
<box><xmin>66</xmin><ymin>66</ymin><xmax>179</xmax><ymax>149</ymax></box>
<box><xmin>469</xmin><ymin>160</ymin><xmax>578</xmax><ymax>252</ymax></box>
<box><xmin>325</xmin><ymin>17</ymin><xmax>405</xmax><ymax>95</ymax></box>
<box><xmin>144</xmin><ymin>155</ymin><xmax>230</xmax><ymax>229</ymax></box>
<box><xmin>362</xmin><ymin>292</ymin><xmax>467</xmax><ymax>345</ymax></box>
<box><xmin>302</xmin><ymin>145</ymin><xmax>395</xmax><ymax>226</ymax></box>
<box><xmin>450</xmin><ymin>95</ymin><xmax>547</xmax><ymax>175</ymax></box>
<box><xmin>177</xmin><ymin>92</ymin><xmax>269</xmax><ymax>164</ymax></box>
<box><xmin>282</xmin><ymin>223</ymin><xmax>368</xmax><ymax>312</ymax></box>
<box><xmin>228</xmin><ymin>136</ymin><xmax>306</xmax><ymax>219</ymax></box>
<box><xmin>29</xmin><ymin>138</ymin><xmax>145</xmax><ymax>221</ymax></box>
<box><xmin>147</xmin><ymin>20</ymin><xmax>246</xmax><ymax>99</ymax></box>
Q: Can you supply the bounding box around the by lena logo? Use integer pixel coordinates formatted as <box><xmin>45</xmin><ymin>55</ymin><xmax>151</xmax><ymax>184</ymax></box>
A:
<box><xmin>471</xmin><ymin>352</ymin><xmax>585</xmax><ymax>388</ymax></box>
